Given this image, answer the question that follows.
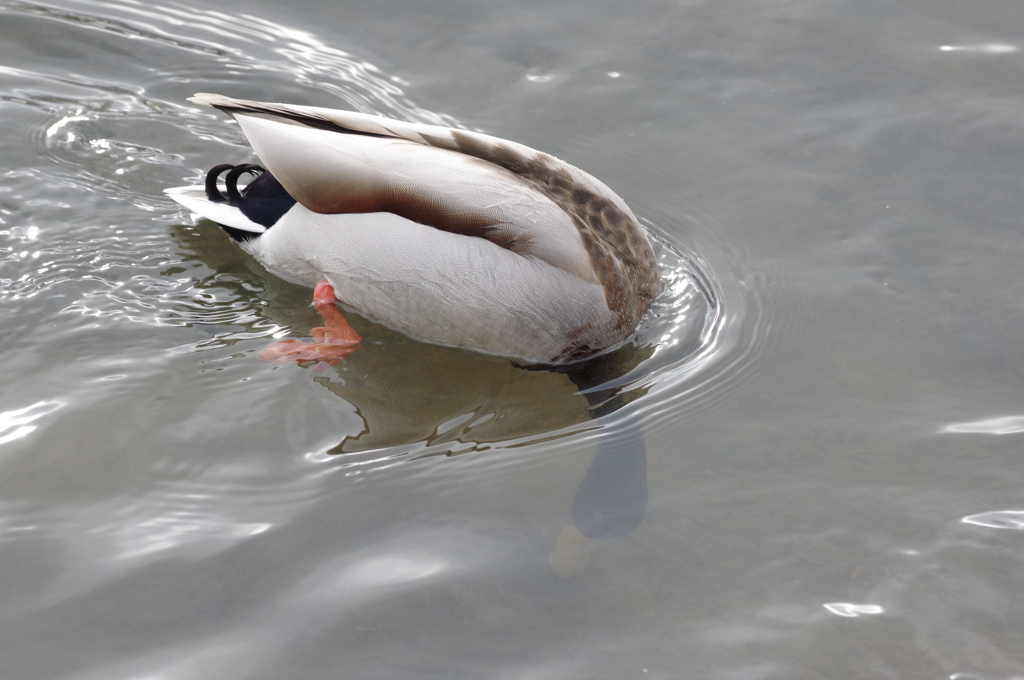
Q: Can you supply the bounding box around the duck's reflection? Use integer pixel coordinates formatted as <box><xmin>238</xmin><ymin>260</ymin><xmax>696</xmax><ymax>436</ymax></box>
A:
<box><xmin>171</xmin><ymin>222</ymin><xmax>654</xmax><ymax>576</ymax></box>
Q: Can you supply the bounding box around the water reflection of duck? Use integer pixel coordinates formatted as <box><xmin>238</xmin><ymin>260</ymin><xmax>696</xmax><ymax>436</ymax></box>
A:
<box><xmin>169</xmin><ymin>219</ymin><xmax>653</xmax><ymax>579</ymax></box>
<box><xmin>166</xmin><ymin>94</ymin><xmax>661</xmax><ymax>365</ymax></box>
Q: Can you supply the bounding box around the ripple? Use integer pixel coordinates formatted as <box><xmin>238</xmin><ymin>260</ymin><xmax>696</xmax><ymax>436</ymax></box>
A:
<box><xmin>961</xmin><ymin>510</ymin><xmax>1024</xmax><ymax>530</ymax></box>
<box><xmin>822</xmin><ymin>603</ymin><xmax>885</xmax><ymax>617</ymax></box>
<box><xmin>941</xmin><ymin>416</ymin><xmax>1024</xmax><ymax>435</ymax></box>
<box><xmin>626</xmin><ymin>204</ymin><xmax>781</xmax><ymax>433</ymax></box>
<box><xmin>0</xmin><ymin>400</ymin><xmax>62</xmax><ymax>447</ymax></box>
<box><xmin>1</xmin><ymin>464</ymin><xmax>328</xmax><ymax>606</ymax></box>
<box><xmin>939</xmin><ymin>44</ymin><xmax>1018</xmax><ymax>54</ymax></box>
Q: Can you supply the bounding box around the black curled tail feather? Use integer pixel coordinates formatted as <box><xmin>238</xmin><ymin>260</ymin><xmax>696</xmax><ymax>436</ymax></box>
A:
<box><xmin>204</xmin><ymin>164</ymin><xmax>235</xmax><ymax>203</ymax></box>
<box><xmin>205</xmin><ymin>163</ymin><xmax>266</xmax><ymax>206</ymax></box>
<box><xmin>225</xmin><ymin>164</ymin><xmax>264</xmax><ymax>204</ymax></box>
<box><xmin>202</xmin><ymin>163</ymin><xmax>297</xmax><ymax>240</ymax></box>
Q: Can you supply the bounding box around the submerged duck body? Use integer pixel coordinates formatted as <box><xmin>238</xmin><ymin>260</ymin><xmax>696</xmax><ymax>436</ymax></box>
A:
<box><xmin>167</xmin><ymin>94</ymin><xmax>661</xmax><ymax>364</ymax></box>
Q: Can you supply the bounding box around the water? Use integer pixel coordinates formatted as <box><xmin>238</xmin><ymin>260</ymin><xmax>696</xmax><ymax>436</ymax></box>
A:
<box><xmin>3</xmin><ymin>0</ymin><xmax>1024</xmax><ymax>677</ymax></box>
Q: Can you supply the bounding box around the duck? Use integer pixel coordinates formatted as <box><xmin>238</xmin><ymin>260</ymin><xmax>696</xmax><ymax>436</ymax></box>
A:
<box><xmin>166</xmin><ymin>94</ymin><xmax>661</xmax><ymax>366</ymax></box>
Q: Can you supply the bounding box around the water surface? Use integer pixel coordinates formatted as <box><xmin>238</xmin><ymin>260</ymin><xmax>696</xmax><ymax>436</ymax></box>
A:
<box><xmin>3</xmin><ymin>0</ymin><xmax>1024</xmax><ymax>677</ymax></box>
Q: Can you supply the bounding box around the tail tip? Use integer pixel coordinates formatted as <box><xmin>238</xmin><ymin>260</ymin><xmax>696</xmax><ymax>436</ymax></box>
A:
<box><xmin>188</xmin><ymin>93</ymin><xmax>231</xmax><ymax>108</ymax></box>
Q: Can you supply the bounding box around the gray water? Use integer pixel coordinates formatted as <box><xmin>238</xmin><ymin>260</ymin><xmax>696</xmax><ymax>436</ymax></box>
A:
<box><xmin>3</xmin><ymin>0</ymin><xmax>1024</xmax><ymax>677</ymax></box>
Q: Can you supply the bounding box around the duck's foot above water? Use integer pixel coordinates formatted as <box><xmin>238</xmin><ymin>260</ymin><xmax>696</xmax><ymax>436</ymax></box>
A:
<box><xmin>257</xmin><ymin>280</ymin><xmax>362</xmax><ymax>370</ymax></box>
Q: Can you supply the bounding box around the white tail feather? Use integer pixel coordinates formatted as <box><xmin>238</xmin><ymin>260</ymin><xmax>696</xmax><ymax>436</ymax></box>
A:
<box><xmin>164</xmin><ymin>186</ymin><xmax>267</xmax><ymax>233</ymax></box>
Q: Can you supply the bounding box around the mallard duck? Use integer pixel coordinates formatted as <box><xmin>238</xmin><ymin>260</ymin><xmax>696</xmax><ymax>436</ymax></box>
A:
<box><xmin>166</xmin><ymin>94</ymin><xmax>661</xmax><ymax>365</ymax></box>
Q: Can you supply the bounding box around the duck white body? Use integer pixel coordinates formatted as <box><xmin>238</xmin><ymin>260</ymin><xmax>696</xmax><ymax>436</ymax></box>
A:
<box><xmin>167</xmin><ymin>94</ymin><xmax>660</xmax><ymax>364</ymax></box>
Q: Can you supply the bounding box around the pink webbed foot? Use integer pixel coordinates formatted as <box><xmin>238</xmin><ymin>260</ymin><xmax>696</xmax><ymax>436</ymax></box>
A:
<box><xmin>257</xmin><ymin>280</ymin><xmax>362</xmax><ymax>370</ymax></box>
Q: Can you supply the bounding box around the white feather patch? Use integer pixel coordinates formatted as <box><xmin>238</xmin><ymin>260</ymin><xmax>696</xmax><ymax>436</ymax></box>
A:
<box><xmin>164</xmin><ymin>185</ymin><xmax>267</xmax><ymax>233</ymax></box>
